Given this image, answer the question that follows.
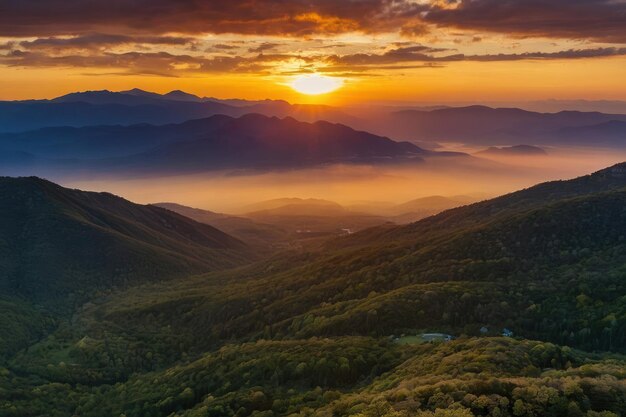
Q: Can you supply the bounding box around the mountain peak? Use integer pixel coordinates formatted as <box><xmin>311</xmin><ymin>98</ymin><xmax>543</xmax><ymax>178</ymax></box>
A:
<box><xmin>121</xmin><ymin>88</ymin><xmax>158</xmax><ymax>96</ymax></box>
<box><xmin>52</xmin><ymin>89</ymin><xmax>113</xmax><ymax>101</ymax></box>
<box><xmin>163</xmin><ymin>90</ymin><xmax>202</xmax><ymax>102</ymax></box>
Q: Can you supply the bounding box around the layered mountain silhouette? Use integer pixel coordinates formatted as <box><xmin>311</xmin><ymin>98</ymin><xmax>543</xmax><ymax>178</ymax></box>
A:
<box><xmin>372</xmin><ymin>105</ymin><xmax>626</xmax><ymax>147</ymax></box>
<box><xmin>0</xmin><ymin>89</ymin><xmax>358</xmax><ymax>132</ymax></box>
<box><xmin>550</xmin><ymin>120</ymin><xmax>626</xmax><ymax>147</ymax></box>
<box><xmin>159</xmin><ymin>199</ymin><xmax>389</xmax><ymax>243</ymax></box>
<box><xmin>3</xmin><ymin>90</ymin><xmax>626</xmax><ymax>151</ymax></box>
<box><xmin>241</xmin><ymin>198</ymin><xmax>348</xmax><ymax>217</ymax></box>
<box><xmin>0</xmin><ymin>114</ymin><xmax>436</xmax><ymax>176</ymax></box>
<box><xmin>157</xmin><ymin>196</ymin><xmax>478</xmax><ymax>247</ymax></box>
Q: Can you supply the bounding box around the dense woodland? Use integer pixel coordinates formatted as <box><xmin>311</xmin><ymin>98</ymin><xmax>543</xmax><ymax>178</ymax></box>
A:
<box><xmin>1</xmin><ymin>164</ymin><xmax>626</xmax><ymax>416</ymax></box>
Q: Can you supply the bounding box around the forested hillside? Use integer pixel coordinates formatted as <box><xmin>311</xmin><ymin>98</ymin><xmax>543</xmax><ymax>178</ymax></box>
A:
<box><xmin>0</xmin><ymin>177</ymin><xmax>250</xmax><ymax>357</ymax></box>
<box><xmin>1</xmin><ymin>165</ymin><xmax>626</xmax><ymax>416</ymax></box>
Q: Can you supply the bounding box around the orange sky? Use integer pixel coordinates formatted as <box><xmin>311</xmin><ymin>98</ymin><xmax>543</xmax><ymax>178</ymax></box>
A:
<box><xmin>1</xmin><ymin>1</ymin><xmax>625</xmax><ymax>103</ymax></box>
<box><xmin>2</xmin><ymin>57</ymin><xmax>625</xmax><ymax>104</ymax></box>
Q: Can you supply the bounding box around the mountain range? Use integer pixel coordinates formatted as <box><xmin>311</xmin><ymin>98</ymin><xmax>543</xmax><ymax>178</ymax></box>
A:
<box><xmin>0</xmin><ymin>89</ymin><xmax>358</xmax><ymax>133</ymax></box>
<box><xmin>1</xmin><ymin>87</ymin><xmax>626</xmax><ymax>416</ymax></box>
<box><xmin>0</xmin><ymin>113</ymin><xmax>440</xmax><ymax>177</ymax></box>
<box><xmin>1</xmin><ymin>163</ymin><xmax>626</xmax><ymax>416</ymax></box>
<box><xmin>3</xmin><ymin>89</ymin><xmax>626</xmax><ymax>151</ymax></box>
<box><xmin>365</xmin><ymin>105</ymin><xmax>626</xmax><ymax>148</ymax></box>
<box><xmin>157</xmin><ymin>195</ymin><xmax>477</xmax><ymax>246</ymax></box>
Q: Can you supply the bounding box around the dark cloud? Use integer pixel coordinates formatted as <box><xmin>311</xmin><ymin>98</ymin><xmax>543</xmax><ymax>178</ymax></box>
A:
<box><xmin>212</xmin><ymin>44</ymin><xmax>240</xmax><ymax>50</ymax></box>
<box><xmin>465</xmin><ymin>47</ymin><xmax>626</xmax><ymax>61</ymax></box>
<box><xmin>319</xmin><ymin>63</ymin><xmax>445</xmax><ymax>74</ymax></box>
<box><xmin>18</xmin><ymin>33</ymin><xmax>194</xmax><ymax>50</ymax></box>
<box><xmin>0</xmin><ymin>41</ymin><xmax>17</xmax><ymax>51</ymax></box>
<box><xmin>327</xmin><ymin>46</ymin><xmax>626</xmax><ymax>67</ymax></box>
<box><xmin>248</xmin><ymin>42</ymin><xmax>282</xmax><ymax>53</ymax></box>
<box><xmin>0</xmin><ymin>0</ymin><xmax>623</xmax><ymax>43</ymax></box>
<box><xmin>3</xmin><ymin>42</ymin><xmax>624</xmax><ymax>77</ymax></box>
<box><xmin>325</xmin><ymin>45</ymin><xmax>451</xmax><ymax>66</ymax></box>
<box><xmin>424</xmin><ymin>0</ymin><xmax>626</xmax><ymax>43</ymax></box>
<box><xmin>0</xmin><ymin>0</ymin><xmax>428</xmax><ymax>37</ymax></box>
<box><xmin>0</xmin><ymin>49</ymin><xmax>310</xmax><ymax>76</ymax></box>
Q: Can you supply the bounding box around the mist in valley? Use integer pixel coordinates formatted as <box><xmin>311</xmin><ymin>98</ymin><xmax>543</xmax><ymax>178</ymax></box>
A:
<box><xmin>64</xmin><ymin>147</ymin><xmax>626</xmax><ymax>215</ymax></box>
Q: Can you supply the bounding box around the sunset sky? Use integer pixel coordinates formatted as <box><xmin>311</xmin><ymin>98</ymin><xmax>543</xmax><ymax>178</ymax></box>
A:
<box><xmin>1</xmin><ymin>0</ymin><xmax>625</xmax><ymax>103</ymax></box>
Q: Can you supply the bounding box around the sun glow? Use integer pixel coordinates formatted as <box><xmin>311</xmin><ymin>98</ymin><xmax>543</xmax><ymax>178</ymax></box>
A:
<box><xmin>289</xmin><ymin>74</ymin><xmax>344</xmax><ymax>95</ymax></box>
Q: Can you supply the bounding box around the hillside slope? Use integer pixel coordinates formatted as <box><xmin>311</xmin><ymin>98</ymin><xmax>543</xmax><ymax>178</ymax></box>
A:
<box><xmin>3</xmin><ymin>165</ymin><xmax>626</xmax><ymax>416</ymax></box>
<box><xmin>0</xmin><ymin>177</ymin><xmax>249</xmax><ymax>304</ymax></box>
<box><xmin>154</xmin><ymin>202</ymin><xmax>288</xmax><ymax>247</ymax></box>
<box><xmin>18</xmin><ymin>163</ymin><xmax>624</xmax><ymax>373</ymax></box>
<box><xmin>0</xmin><ymin>177</ymin><xmax>254</xmax><ymax>356</ymax></box>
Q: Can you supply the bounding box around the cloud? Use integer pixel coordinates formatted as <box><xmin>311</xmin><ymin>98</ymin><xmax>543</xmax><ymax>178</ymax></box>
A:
<box><xmin>424</xmin><ymin>0</ymin><xmax>626</xmax><ymax>43</ymax></box>
<box><xmin>248</xmin><ymin>42</ymin><xmax>282</xmax><ymax>53</ymax></box>
<box><xmin>211</xmin><ymin>44</ymin><xmax>240</xmax><ymax>51</ymax></box>
<box><xmin>18</xmin><ymin>33</ymin><xmax>194</xmax><ymax>50</ymax></box>
<box><xmin>326</xmin><ymin>46</ymin><xmax>626</xmax><ymax>68</ymax></box>
<box><xmin>3</xmin><ymin>40</ymin><xmax>625</xmax><ymax>77</ymax></box>
<box><xmin>0</xmin><ymin>49</ymin><xmax>313</xmax><ymax>76</ymax></box>
<box><xmin>325</xmin><ymin>45</ymin><xmax>451</xmax><ymax>66</ymax></box>
<box><xmin>0</xmin><ymin>0</ymin><xmax>429</xmax><ymax>37</ymax></box>
<box><xmin>1</xmin><ymin>0</ymin><xmax>623</xmax><ymax>44</ymax></box>
<box><xmin>465</xmin><ymin>47</ymin><xmax>626</xmax><ymax>61</ymax></box>
<box><xmin>318</xmin><ymin>63</ymin><xmax>445</xmax><ymax>74</ymax></box>
<box><xmin>0</xmin><ymin>41</ymin><xmax>17</xmax><ymax>51</ymax></box>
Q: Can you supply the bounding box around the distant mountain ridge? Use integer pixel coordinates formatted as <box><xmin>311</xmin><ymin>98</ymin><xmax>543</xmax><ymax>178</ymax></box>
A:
<box><xmin>241</xmin><ymin>198</ymin><xmax>346</xmax><ymax>215</ymax></box>
<box><xmin>157</xmin><ymin>195</ymin><xmax>477</xmax><ymax>246</ymax></box>
<box><xmin>0</xmin><ymin>89</ymin><xmax>359</xmax><ymax>133</ymax></box>
<box><xmin>476</xmin><ymin>145</ymin><xmax>548</xmax><ymax>156</ymax></box>
<box><xmin>52</xmin><ymin>88</ymin><xmax>280</xmax><ymax>107</ymax></box>
<box><xmin>372</xmin><ymin>105</ymin><xmax>626</xmax><ymax>147</ymax></box>
<box><xmin>0</xmin><ymin>113</ymin><xmax>439</xmax><ymax>177</ymax></box>
<box><xmin>3</xmin><ymin>90</ymin><xmax>626</xmax><ymax>150</ymax></box>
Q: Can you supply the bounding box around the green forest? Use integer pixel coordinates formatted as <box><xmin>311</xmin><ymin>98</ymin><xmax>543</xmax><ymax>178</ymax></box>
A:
<box><xmin>1</xmin><ymin>164</ymin><xmax>626</xmax><ymax>416</ymax></box>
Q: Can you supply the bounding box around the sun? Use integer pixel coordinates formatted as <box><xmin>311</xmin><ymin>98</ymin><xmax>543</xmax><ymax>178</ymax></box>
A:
<box><xmin>289</xmin><ymin>74</ymin><xmax>344</xmax><ymax>95</ymax></box>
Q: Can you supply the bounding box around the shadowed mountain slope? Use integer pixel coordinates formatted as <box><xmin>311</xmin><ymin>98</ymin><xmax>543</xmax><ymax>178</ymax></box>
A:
<box><xmin>0</xmin><ymin>177</ymin><xmax>249</xmax><ymax>305</ymax></box>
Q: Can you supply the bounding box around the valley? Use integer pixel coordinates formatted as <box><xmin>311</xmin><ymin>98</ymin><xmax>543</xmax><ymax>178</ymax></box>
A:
<box><xmin>1</xmin><ymin>165</ymin><xmax>625</xmax><ymax>416</ymax></box>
